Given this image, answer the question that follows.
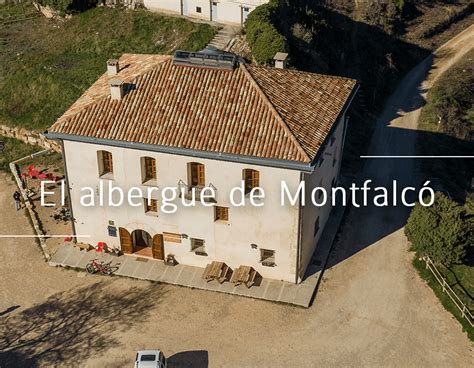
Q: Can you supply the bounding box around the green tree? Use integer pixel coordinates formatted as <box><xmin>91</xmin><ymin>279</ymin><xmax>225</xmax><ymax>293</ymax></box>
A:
<box><xmin>245</xmin><ymin>0</ymin><xmax>288</xmax><ymax>65</ymax></box>
<box><xmin>405</xmin><ymin>193</ymin><xmax>472</xmax><ymax>266</ymax></box>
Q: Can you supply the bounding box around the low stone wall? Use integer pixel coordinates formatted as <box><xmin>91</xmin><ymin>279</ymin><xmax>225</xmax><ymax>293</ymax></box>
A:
<box><xmin>0</xmin><ymin>124</ymin><xmax>61</xmax><ymax>153</ymax></box>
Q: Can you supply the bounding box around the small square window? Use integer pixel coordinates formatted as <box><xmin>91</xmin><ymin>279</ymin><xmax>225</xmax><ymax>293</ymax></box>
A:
<box><xmin>191</xmin><ymin>238</ymin><xmax>207</xmax><ymax>255</ymax></box>
<box><xmin>314</xmin><ymin>217</ymin><xmax>320</xmax><ymax>237</ymax></box>
<box><xmin>214</xmin><ymin>206</ymin><xmax>229</xmax><ymax>222</ymax></box>
<box><xmin>196</xmin><ymin>6</ymin><xmax>202</xmax><ymax>13</ymax></box>
<box><xmin>144</xmin><ymin>198</ymin><xmax>158</xmax><ymax>214</ymax></box>
<box><xmin>260</xmin><ymin>249</ymin><xmax>275</xmax><ymax>267</ymax></box>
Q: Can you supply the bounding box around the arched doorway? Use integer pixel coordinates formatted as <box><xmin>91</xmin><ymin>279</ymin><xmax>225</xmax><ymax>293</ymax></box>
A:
<box><xmin>119</xmin><ymin>227</ymin><xmax>164</xmax><ymax>260</ymax></box>
<box><xmin>131</xmin><ymin>229</ymin><xmax>152</xmax><ymax>257</ymax></box>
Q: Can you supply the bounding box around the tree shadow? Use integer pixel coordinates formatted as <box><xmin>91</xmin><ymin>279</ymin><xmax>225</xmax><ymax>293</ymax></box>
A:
<box><xmin>168</xmin><ymin>350</ymin><xmax>209</xmax><ymax>368</ymax></box>
<box><xmin>324</xmin><ymin>127</ymin><xmax>473</xmax><ymax>272</ymax></box>
<box><xmin>0</xmin><ymin>280</ymin><xmax>166</xmax><ymax>367</ymax></box>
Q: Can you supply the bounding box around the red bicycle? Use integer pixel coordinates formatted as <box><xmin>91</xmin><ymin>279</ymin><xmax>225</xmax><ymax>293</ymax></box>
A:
<box><xmin>85</xmin><ymin>259</ymin><xmax>118</xmax><ymax>275</ymax></box>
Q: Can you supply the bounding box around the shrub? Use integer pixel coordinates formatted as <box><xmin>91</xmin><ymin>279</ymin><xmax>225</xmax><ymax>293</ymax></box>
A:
<box><xmin>36</xmin><ymin>0</ymin><xmax>97</xmax><ymax>14</ymax></box>
<box><xmin>405</xmin><ymin>193</ymin><xmax>472</xmax><ymax>266</ymax></box>
<box><xmin>245</xmin><ymin>0</ymin><xmax>288</xmax><ymax>65</ymax></box>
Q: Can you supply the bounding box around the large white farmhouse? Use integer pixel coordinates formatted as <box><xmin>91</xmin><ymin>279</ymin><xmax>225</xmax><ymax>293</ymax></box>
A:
<box><xmin>142</xmin><ymin>0</ymin><xmax>268</xmax><ymax>25</ymax></box>
<box><xmin>46</xmin><ymin>50</ymin><xmax>357</xmax><ymax>283</ymax></box>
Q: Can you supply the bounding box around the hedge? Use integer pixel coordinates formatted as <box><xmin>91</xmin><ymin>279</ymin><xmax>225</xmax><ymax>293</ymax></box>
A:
<box><xmin>245</xmin><ymin>0</ymin><xmax>288</xmax><ymax>65</ymax></box>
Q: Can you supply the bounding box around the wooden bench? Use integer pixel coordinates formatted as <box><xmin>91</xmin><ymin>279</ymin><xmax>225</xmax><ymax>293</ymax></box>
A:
<box><xmin>231</xmin><ymin>265</ymin><xmax>257</xmax><ymax>288</ymax></box>
<box><xmin>202</xmin><ymin>261</ymin><xmax>231</xmax><ymax>284</ymax></box>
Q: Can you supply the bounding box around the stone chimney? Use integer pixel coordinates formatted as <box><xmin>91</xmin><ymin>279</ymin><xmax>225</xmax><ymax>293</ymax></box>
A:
<box><xmin>107</xmin><ymin>59</ymin><xmax>119</xmax><ymax>76</ymax></box>
<box><xmin>273</xmin><ymin>52</ymin><xmax>288</xmax><ymax>69</ymax></box>
<box><xmin>109</xmin><ymin>79</ymin><xmax>124</xmax><ymax>101</ymax></box>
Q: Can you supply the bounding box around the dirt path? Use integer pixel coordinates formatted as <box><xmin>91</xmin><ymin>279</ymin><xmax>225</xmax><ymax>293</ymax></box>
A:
<box><xmin>0</xmin><ymin>27</ymin><xmax>473</xmax><ymax>367</ymax></box>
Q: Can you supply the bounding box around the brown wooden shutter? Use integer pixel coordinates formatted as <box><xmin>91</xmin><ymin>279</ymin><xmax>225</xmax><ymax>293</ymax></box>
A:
<box><xmin>251</xmin><ymin>170</ymin><xmax>259</xmax><ymax>188</ymax></box>
<box><xmin>152</xmin><ymin>234</ymin><xmax>164</xmax><ymax>260</ymax></box>
<box><xmin>197</xmin><ymin>163</ymin><xmax>205</xmax><ymax>186</ymax></box>
<box><xmin>119</xmin><ymin>227</ymin><xmax>132</xmax><ymax>254</ymax></box>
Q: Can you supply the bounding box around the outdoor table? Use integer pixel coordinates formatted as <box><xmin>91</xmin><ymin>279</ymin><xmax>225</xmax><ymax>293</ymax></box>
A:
<box><xmin>202</xmin><ymin>261</ymin><xmax>230</xmax><ymax>283</ymax></box>
<box><xmin>231</xmin><ymin>265</ymin><xmax>257</xmax><ymax>288</ymax></box>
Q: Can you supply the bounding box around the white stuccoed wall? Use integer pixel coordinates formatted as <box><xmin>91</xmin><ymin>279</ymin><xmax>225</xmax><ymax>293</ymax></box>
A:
<box><xmin>63</xmin><ymin>140</ymin><xmax>302</xmax><ymax>282</ymax></box>
<box><xmin>143</xmin><ymin>0</ymin><xmax>267</xmax><ymax>25</ymax></box>
<box><xmin>298</xmin><ymin>115</ymin><xmax>346</xmax><ymax>281</ymax></box>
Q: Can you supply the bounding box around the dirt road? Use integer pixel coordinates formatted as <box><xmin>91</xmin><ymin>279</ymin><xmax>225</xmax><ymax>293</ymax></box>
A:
<box><xmin>1</xmin><ymin>26</ymin><xmax>473</xmax><ymax>368</ymax></box>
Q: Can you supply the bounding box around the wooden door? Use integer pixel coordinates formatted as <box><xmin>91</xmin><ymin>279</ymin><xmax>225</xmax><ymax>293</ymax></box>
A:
<box><xmin>119</xmin><ymin>227</ymin><xmax>133</xmax><ymax>254</ymax></box>
<box><xmin>152</xmin><ymin>234</ymin><xmax>164</xmax><ymax>260</ymax></box>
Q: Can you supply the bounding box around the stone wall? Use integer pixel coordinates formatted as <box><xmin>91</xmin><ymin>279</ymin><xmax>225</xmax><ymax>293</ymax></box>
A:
<box><xmin>0</xmin><ymin>124</ymin><xmax>61</xmax><ymax>152</ymax></box>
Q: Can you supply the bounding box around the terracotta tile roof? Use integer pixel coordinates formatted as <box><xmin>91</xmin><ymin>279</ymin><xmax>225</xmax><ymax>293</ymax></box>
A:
<box><xmin>48</xmin><ymin>54</ymin><xmax>357</xmax><ymax>163</ymax></box>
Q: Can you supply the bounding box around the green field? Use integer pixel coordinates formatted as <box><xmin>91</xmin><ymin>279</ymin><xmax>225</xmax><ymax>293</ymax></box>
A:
<box><xmin>0</xmin><ymin>4</ymin><xmax>216</xmax><ymax>131</ymax></box>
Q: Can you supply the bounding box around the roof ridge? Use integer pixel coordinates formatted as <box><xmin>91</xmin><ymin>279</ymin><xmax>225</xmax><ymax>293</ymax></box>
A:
<box><xmin>54</xmin><ymin>54</ymin><xmax>171</xmax><ymax>125</ymax></box>
<box><xmin>240</xmin><ymin>63</ymin><xmax>311</xmax><ymax>162</ymax></box>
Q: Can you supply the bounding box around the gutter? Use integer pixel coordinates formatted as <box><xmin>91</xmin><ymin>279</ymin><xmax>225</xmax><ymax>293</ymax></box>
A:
<box><xmin>43</xmin><ymin>131</ymin><xmax>315</xmax><ymax>173</ymax></box>
<box><xmin>60</xmin><ymin>140</ymin><xmax>77</xmax><ymax>243</ymax></box>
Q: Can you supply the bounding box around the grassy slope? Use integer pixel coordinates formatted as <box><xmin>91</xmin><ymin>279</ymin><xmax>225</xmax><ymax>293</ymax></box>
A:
<box><xmin>0</xmin><ymin>5</ymin><xmax>216</xmax><ymax>131</ymax></box>
<box><xmin>417</xmin><ymin>48</ymin><xmax>474</xmax><ymax>203</ymax></box>
<box><xmin>413</xmin><ymin>49</ymin><xmax>474</xmax><ymax>341</ymax></box>
<box><xmin>412</xmin><ymin>258</ymin><xmax>473</xmax><ymax>341</ymax></box>
<box><xmin>0</xmin><ymin>137</ymin><xmax>39</xmax><ymax>172</ymax></box>
<box><xmin>0</xmin><ymin>136</ymin><xmax>63</xmax><ymax>173</ymax></box>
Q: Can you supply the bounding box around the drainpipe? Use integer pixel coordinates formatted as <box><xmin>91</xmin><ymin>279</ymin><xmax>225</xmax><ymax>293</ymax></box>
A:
<box><xmin>295</xmin><ymin>171</ymin><xmax>304</xmax><ymax>284</ymax></box>
<box><xmin>60</xmin><ymin>140</ymin><xmax>77</xmax><ymax>243</ymax></box>
<box><xmin>209</xmin><ymin>0</ymin><xmax>212</xmax><ymax>21</ymax></box>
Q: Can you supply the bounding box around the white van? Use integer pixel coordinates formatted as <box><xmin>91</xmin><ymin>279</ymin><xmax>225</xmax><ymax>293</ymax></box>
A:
<box><xmin>134</xmin><ymin>350</ymin><xmax>167</xmax><ymax>368</ymax></box>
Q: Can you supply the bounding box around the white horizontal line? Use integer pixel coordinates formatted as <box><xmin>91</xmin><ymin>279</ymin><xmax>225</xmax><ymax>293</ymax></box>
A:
<box><xmin>361</xmin><ymin>156</ymin><xmax>474</xmax><ymax>159</ymax></box>
<box><xmin>0</xmin><ymin>235</ymin><xmax>91</xmax><ymax>238</ymax></box>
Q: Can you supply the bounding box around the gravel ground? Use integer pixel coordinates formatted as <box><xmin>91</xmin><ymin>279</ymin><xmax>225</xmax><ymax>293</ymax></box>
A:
<box><xmin>1</xmin><ymin>26</ymin><xmax>473</xmax><ymax>368</ymax></box>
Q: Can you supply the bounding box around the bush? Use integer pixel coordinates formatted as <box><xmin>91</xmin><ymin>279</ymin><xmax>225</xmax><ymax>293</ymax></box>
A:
<box><xmin>36</xmin><ymin>0</ymin><xmax>97</xmax><ymax>14</ymax></box>
<box><xmin>245</xmin><ymin>0</ymin><xmax>288</xmax><ymax>65</ymax></box>
<box><xmin>405</xmin><ymin>193</ymin><xmax>472</xmax><ymax>266</ymax></box>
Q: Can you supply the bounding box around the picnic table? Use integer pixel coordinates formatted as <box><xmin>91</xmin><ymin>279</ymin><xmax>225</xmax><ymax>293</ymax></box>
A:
<box><xmin>231</xmin><ymin>265</ymin><xmax>257</xmax><ymax>288</ymax></box>
<box><xmin>202</xmin><ymin>261</ymin><xmax>231</xmax><ymax>284</ymax></box>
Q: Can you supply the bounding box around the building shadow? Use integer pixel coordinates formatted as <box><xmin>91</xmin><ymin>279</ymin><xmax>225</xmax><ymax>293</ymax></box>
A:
<box><xmin>325</xmin><ymin>127</ymin><xmax>473</xmax><ymax>272</ymax></box>
<box><xmin>0</xmin><ymin>281</ymin><xmax>165</xmax><ymax>367</ymax></box>
<box><xmin>168</xmin><ymin>350</ymin><xmax>209</xmax><ymax>367</ymax></box>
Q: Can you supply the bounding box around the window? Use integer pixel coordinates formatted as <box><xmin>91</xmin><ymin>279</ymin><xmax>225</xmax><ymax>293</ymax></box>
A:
<box><xmin>191</xmin><ymin>238</ymin><xmax>206</xmax><ymax>255</ymax></box>
<box><xmin>330</xmin><ymin>136</ymin><xmax>336</xmax><ymax>146</ymax></box>
<box><xmin>314</xmin><ymin>217</ymin><xmax>320</xmax><ymax>237</ymax></box>
<box><xmin>188</xmin><ymin>162</ymin><xmax>205</xmax><ymax>187</ymax></box>
<box><xmin>141</xmin><ymin>355</ymin><xmax>156</xmax><ymax>362</ymax></box>
<box><xmin>260</xmin><ymin>249</ymin><xmax>275</xmax><ymax>267</ymax></box>
<box><xmin>98</xmin><ymin>150</ymin><xmax>113</xmax><ymax>177</ymax></box>
<box><xmin>196</xmin><ymin>6</ymin><xmax>202</xmax><ymax>13</ymax></box>
<box><xmin>163</xmin><ymin>232</ymin><xmax>181</xmax><ymax>243</ymax></box>
<box><xmin>144</xmin><ymin>198</ymin><xmax>158</xmax><ymax>214</ymax></box>
<box><xmin>214</xmin><ymin>206</ymin><xmax>229</xmax><ymax>221</ymax></box>
<box><xmin>141</xmin><ymin>156</ymin><xmax>156</xmax><ymax>183</ymax></box>
<box><xmin>243</xmin><ymin>169</ymin><xmax>259</xmax><ymax>195</ymax></box>
<box><xmin>318</xmin><ymin>158</ymin><xmax>324</xmax><ymax>167</ymax></box>
<box><xmin>333</xmin><ymin>152</ymin><xmax>338</xmax><ymax>167</ymax></box>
